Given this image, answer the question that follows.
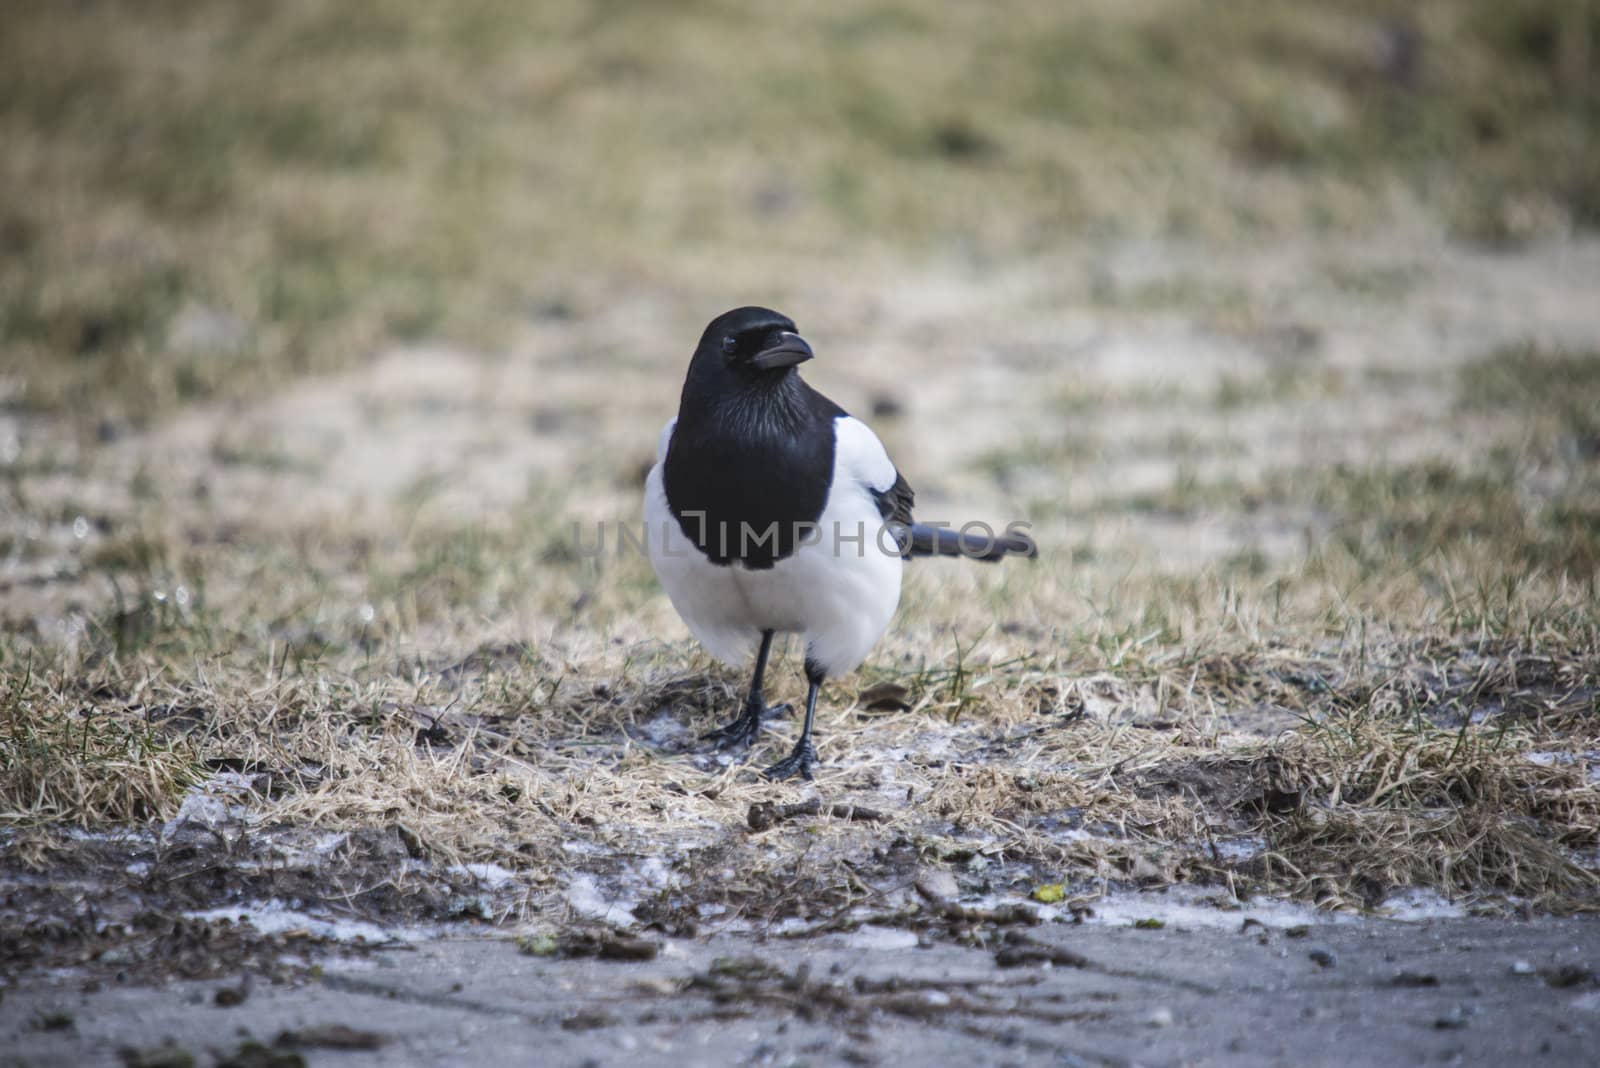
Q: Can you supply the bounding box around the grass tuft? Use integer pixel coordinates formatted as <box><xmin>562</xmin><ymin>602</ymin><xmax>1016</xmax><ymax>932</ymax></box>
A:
<box><xmin>1259</xmin><ymin>712</ymin><xmax>1599</xmax><ymax>908</ymax></box>
<box><xmin>0</xmin><ymin>665</ymin><xmax>203</xmax><ymax>825</ymax></box>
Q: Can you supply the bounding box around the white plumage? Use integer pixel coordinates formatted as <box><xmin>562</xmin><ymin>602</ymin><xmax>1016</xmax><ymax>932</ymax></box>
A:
<box><xmin>643</xmin><ymin>414</ymin><xmax>903</xmax><ymax>677</ymax></box>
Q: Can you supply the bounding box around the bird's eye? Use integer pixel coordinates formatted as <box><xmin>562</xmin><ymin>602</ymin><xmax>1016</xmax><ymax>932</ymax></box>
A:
<box><xmin>721</xmin><ymin>336</ymin><xmax>738</xmax><ymax>356</ymax></box>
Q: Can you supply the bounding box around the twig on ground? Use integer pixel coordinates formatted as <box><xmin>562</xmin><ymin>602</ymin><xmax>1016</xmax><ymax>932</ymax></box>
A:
<box><xmin>747</xmin><ymin>798</ymin><xmax>890</xmax><ymax>832</ymax></box>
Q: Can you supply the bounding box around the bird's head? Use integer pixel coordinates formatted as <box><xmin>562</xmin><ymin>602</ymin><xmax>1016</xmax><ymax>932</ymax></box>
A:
<box><xmin>696</xmin><ymin>306</ymin><xmax>813</xmax><ymax>379</ymax></box>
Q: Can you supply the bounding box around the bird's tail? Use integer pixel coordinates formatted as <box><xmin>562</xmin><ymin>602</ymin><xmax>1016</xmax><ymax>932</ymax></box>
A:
<box><xmin>897</xmin><ymin>523</ymin><xmax>1037</xmax><ymax>562</ymax></box>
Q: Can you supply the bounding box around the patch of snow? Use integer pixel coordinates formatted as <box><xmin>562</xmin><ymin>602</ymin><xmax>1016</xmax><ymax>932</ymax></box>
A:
<box><xmin>162</xmin><ymin>772</ymin><xmax>261</xmax><ymax>835</ymax></box>
<box><xmin>1051</xmin><ymin>826</ymin><xmax>1114</xmax><ymax>844</ymax></box>
<box><xmin>1524</xmin><ymin>751</ymin><xmax>1600</xmax><ymax>784</ymax></box>
<box><xmin>450</xmin><ymin>862</ymin><xmax>518</xmax><ymax>889</ymax></box>
<box><xmin>562</xmin><ymin>838</ymin><xmax>611</xmax><ymax>856</ymax></box>
<box><xmin>186</xmin><ymin>900</ymin><xmax>428</xmax><ymax>943</ymax></box>
<box><xmin>842</xmin><ymin>925</ymin><xmax>921</xmax><ymax>951</ymax></box>
<box><xmin>1211</xmin><ymin>836</ymin><xmax>1266</xmax><ymax>861</ymax></box>
<box><xmin>1082</xmin><ymin>884</ymin><xmax>1350</xmax><ymax>931</ymax></box>
<box><xmin>564</xmin><ymin>872</ymin><xmax>639</xmax><ymax>926</ymax></box>
<box><xmin>634</xmin><ymin>855</ymin><xmax>674</xmax><ymax>890</ymax></box>
<box><xmin>62</xmin><ymin>826</ymin><xmax>147</xmax><ymax>846</ymax></box>
<box><xmin>1378</xmin><ymin>888</ymin><xmax>1467</xmax><ymax>921</ymax></box>
<box><xmin>164</xmin><ymin>793</ymin><xmax>233</xmax><ymax>833</ymax></box>
<box><xmin>310</xmin><ymin>831</ymin><xmax>350</xmax><ymax>855</ymax></box>
<box><xmin>634</xmin><ymin>711</ymin><xmax>693</xmax><ymax>748</ymax></box>
<box><xmin>231</xmin><ymin>829</ymin><xmax>349</xmax><ymax>871</ymax></box>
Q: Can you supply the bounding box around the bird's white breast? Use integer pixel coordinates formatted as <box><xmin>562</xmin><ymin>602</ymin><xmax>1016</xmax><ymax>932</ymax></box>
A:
<box><xmin>643</xmin><ymin>415</ymin><xmax>902</xmax><ymax>677</ymax></box>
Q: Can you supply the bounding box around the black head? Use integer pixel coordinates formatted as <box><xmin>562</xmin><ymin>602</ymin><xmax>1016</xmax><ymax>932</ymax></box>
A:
<box><xmin>694</xmin><ymin>306</ymin><xmax>814</xmax><ymax>377</ymax></box>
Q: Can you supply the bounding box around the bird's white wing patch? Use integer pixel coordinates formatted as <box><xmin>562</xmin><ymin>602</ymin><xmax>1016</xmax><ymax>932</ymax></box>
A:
<box><xmin>833</xmin><ymin>416</ymin><xmax>897</xmax><ymax>494</ymax></box>
<box><xmin>655</xmin><ymin>418</ymin><xmax>678</xmax><ymax>466</ymax></box>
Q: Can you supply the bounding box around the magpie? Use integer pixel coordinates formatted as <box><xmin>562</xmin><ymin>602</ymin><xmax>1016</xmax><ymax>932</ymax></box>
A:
<box><xmin>643</xmin><ymin>307</ymin><xmax>1035</xmax><ymax>781</ymax></box>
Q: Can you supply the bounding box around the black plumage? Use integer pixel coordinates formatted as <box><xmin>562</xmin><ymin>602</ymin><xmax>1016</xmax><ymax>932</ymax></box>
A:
<box><xmin>645</xmin><ymin>306</ymin><xmax>1036</xmax><ymax>780</ymax></box>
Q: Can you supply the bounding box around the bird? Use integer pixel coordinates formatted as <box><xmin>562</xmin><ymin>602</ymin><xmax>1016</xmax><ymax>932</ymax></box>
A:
<box><xmin>643</xmin><ymin>306</ymin><xmax>1036</xmax><ymax>780</ymax></box>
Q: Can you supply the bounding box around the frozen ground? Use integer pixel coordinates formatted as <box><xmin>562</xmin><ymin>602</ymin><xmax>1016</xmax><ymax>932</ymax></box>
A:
<box><xmin>4</xmin><ymin>911</ymin><xmax>1598</xmax><ymax>1067</ymax></box>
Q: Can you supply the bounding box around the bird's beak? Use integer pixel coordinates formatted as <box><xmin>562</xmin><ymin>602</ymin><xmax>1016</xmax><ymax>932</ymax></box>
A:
<box><xmin>751</xmin><ymin>331</ymin><xmax>814</xmax><ymax>370</ymax></box>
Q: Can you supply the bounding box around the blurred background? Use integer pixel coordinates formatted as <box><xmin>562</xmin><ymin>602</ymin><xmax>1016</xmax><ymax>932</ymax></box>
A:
<box><xmin>2</xmin><ymin>0</ymin><xmax>1595</xmax><ymax>419</ymax></box>
<box><xmin>2</xmin><ymin>0</ymin><xmax>1597</xmax><ymax>664</ymax></box>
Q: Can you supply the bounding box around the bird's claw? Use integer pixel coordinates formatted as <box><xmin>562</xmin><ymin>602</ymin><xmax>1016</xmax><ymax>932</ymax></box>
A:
<box><xmin>701</xmin><ymin>702</ymin><xmax>792</xmax><ymax>750</ymax></box>
<box><xmin>761</xmin><ymin>738</ymin><xmax>819</xmax><ymax>782</ymax></box>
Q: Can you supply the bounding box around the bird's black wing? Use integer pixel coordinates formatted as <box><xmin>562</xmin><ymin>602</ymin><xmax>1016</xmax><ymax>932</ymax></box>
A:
<box><xmin>871</xmin><ymin>468</ymin><xmax>1037</xmax><ymax>562</ymax></box>
<box><xmin>869</xmin><ymin>470</ymin><xmax>915</xmax><ymax>527</ymax></box>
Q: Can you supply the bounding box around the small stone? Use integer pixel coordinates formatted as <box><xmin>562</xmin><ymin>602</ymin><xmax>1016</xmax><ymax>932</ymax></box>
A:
<box><xmin>858</xmin><ymin>681</ymin><xmax>912</xmax><ymax>711</ymax></box>
<box><xmin>560</xmin><ymin>1009</ymin><xmax>619</xmax><ymax>1032</ymax></box>
<box><xmin>1392</xmin><ymin>971</ymin><xmax>1439</xmax><ymax>987</ymax></box>
<box><xmin>274</xmin><ymin>1025</ymin><xmax>386</xmax><ymax>1051</ymax></box>
<box><xmin>914</xmin><ymin>870</ymin><xmax>959</xmax><ymax>903</ymax></box>
<box><xmin>215</xmin><ymin>1041</ymin><xmax>302</xmax><ymax>1068</ymax></box>
<box><xmin>596</xmin><ymin>935</ymin><xmax>660</xmax><ymax>961</ymax></box>
<box><xmin>629</xmin><ymin>977</ymin><xmax>678</xmax><ymax>996</ymax></box>
<box><xmin>445</xmin><ymin>895</ymin><xmax>492</xmax><ymax>921</ymax></box>
<box><xmin>1146</xmin><ymin>1007</ymin><xmax>1175</xmax><ymax>1028</ymax></box>
<box><xmin>118</xmin><ymin>1046</ymin><xmax>196</xmax><ymax>1068</ymax></box>
<box><xmin>1309</xmin><ymin>947</ymin><xmax>1337</xmax><ymax>968</ymax></box>
<box><xmin>1541</xmin><ymin>964</ymin><xmax>1595</xmax><ymax>988</ymax></box>
<box><xmin>213</xmin><ymin>979</ymin><xmax>250</xmax><ymax>1007</ymax></box>
<box><xmin>1510</xmin><ymin>960</ymin><xmax>1536</xmax><ymax>975</ymax></box>
<box><xmin>1127</xmin><ymin>855</ymin><xmax>1168</xmax><ymax>883</ymax></box>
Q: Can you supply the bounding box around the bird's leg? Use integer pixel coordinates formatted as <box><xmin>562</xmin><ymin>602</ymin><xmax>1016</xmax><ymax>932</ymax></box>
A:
<box><xmin>762</xmin><ymin>660</ymin><xmax>824</xmax><ymax>781</ymax></box>
<box><xmin>702</xmin><ymin>629</ymin><xmax>790</xmax><ymax>749</ymax></box>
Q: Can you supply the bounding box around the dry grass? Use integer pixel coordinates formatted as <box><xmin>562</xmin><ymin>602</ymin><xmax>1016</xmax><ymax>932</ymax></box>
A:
<box><xmin>5</xmin><ymin>516</ymin><xmax>1593</xmax><ymax>913</ymax></box>
<box><xmin>0</xmin><ymin>663</ymin><xmax>201</xmax><ymax>825</ymax></box>
<box><xmin>1259</xmin><ymin>711</ymin><xmax>1599</xmax><ymax>907</ymax></box>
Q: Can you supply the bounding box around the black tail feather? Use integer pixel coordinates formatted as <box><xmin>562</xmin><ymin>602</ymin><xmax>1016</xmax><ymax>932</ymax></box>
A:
<box><xmin>899</xmin><ymin>523</ymin><xmax>1037</xmax><ymax>562</ymax></box>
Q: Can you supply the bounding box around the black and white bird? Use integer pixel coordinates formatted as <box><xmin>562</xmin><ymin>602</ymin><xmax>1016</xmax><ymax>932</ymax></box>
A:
<box><xmin>644</xmin><ymin>307</ymin><xmax>1035</xmax><ymax>780</ymax></box>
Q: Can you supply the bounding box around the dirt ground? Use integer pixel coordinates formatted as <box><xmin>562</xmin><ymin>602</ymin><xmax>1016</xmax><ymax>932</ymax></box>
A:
<box><xmin>4</xmin><ymin>914</ymin><xmax>1599</xmax><ymax>1067</ymax></box>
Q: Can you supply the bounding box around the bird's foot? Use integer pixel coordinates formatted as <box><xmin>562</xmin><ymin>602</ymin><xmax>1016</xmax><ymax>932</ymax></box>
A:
<box><xmin>761</xmin><ymin>738</ymin><xmax>819</xmax><ymax>782</ymax></box>
<box><xmin>701</xmin><ymin>702</ymin><xmax>792</xmax><ymax>750</ymax></box>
